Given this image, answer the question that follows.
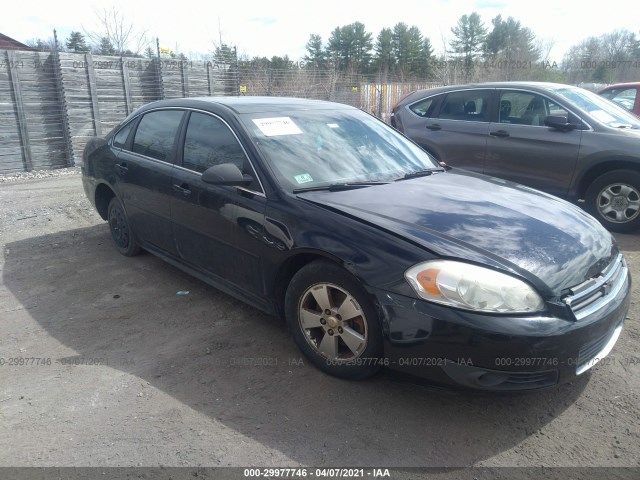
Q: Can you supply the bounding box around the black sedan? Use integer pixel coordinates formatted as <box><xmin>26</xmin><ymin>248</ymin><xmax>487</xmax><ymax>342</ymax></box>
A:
<box><xmin>82</xmin><ymin>97</ymin><xmax>631</xmax><ymax>391</ymax></box>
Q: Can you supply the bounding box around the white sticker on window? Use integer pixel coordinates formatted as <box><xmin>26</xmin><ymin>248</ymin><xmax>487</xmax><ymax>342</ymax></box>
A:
<box><xmin>253</xmin><ymin>117</ymin><xmax>303</xmax><ymax>136</ymax></box>
<box><xmin>294</xmin><ymin>173</ymin><xmax>314</xmax><ymax>184</ymax></box>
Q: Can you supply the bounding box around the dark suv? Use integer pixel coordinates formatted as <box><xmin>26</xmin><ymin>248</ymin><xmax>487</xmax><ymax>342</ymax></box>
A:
<box><xmin>391</xmin><ymin>82</ymin><xmax>640</xmax><ymax>232</ymax></box>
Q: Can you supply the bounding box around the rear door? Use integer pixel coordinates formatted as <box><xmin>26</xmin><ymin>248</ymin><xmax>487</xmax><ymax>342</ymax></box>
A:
<box><xmin>484</xmin><ymin>89</ymin><xmax>581</xmax><ymax>196</ymax></box>
<box><xmin>403</xmin><ymin>89</ymin><xmax>494</xmax><ymax>172</ymax></box>
<box><xmin>171</xmin><ymin>110</ymin><xmax>268</xmax><ymax>298</ymax></box>
<box><xmin>114</xmin><ymin>109</ymin><xmax>185</xmax><ymax>255</ymax></box>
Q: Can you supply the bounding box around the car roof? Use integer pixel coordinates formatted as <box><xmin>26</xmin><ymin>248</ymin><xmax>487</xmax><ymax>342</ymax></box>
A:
<box><xmin>598</xmin><ymin>82</ymin><xmax>640</xmax><ymax>91</ymax></box>
<box><xmin>399</xmin><ymin>81</ymin><xmax>582</xmax><ymax>104</ymax></box>
<box><xmin>136</xmin><ymin>96</ymin><xmax>358</xmax><ymax>114</ymax></box>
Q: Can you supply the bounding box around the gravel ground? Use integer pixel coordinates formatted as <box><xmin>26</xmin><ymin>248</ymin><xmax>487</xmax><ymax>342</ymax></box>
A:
<box><xmin>0</xmin><ymin>170</ymin><xmax>638</xmax><ymax>478</ymax></box>
<box><xmin>0</xmin><ymin>166</ymin><xmax>81</xmax><ymax>183</ymax></box>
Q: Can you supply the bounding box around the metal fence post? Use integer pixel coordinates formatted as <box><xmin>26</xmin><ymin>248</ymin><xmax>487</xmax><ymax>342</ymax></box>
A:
<box><xmin>121</xmin><ymin>57</ymin><xmax>133</xmax><ymax>115</ymax></box>
<box><xmin>181</xmin><ymin>60</ymin><xmax>189</xmax><ymax>97</ymax></box>
<box><xmin>85</xmin><ymin>53</ymin><xmax>102</xmax><ymax>136</ymax></box>
<box><xmin>206</xmin><ymin>62</ymin><xmax>213</xmax><ymax>96</ymax></box>
<box><xmin>155</xmin><ymin>38</ymin><xmax>165</xmax><ymax>99</ymax></box>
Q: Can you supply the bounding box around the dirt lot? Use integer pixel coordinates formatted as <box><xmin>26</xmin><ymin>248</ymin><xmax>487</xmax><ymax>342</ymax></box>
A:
<box><xmin>0</xmin><ymin>170</ymin><xmax>639</xmax><ymax>474</ymax></box>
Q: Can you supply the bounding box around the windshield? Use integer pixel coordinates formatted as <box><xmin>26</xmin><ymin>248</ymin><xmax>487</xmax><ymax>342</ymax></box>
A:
<box><xmin>552</xmin><ymin>86</ymin><xmax>640</xmax><ymax>129</ymax></box>
<box><xmin>240</xmin><ymin>108</ymin><xmax>439</xmax><ymax>192</ymax></box>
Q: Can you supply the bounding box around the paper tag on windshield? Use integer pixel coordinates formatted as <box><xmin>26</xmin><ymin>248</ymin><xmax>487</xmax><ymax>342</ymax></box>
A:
<box><xmin>294</xmin><ymin>173</ymin><xmax>314</xmax><ymax>184</ymax></box>
<box><xmin>253</xmin><ymin>117</ymin><xmax>303</xmax><ymax>136</ymax></box>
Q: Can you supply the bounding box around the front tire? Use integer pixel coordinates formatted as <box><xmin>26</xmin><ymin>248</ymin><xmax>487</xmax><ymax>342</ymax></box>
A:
<box><xmin>107</xmin><ymin>197</ymin><xmax>141</xmax><ymax>256</ymax></box>
<box><xmin>585</xmin><ymin>170</ymin><xmax>640</xmax><ymax>233</ymax></box>
<box><xmin>285</xmin><ymin>260</ymin><xmax>383</xmax><ymax>380</ymax></box>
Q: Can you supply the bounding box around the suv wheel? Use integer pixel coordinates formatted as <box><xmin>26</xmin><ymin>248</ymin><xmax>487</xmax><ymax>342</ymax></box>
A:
<box><xmin>585</xmin><ymin>170</ymin><xmax>640</xmax><ymax>233</ymax></box>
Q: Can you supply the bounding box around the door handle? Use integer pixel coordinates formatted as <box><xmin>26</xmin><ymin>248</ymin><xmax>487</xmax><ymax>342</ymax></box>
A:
<box><xmin>426</xmin><ymin>124</ymin><xmax>441</xmax><ymax>131</ymax></box>
<box><xmin>115</xmin><ymin>163</ymin><xmax>128</xmax><ymax>175</ymax></box>
<box><xmin>490</xmin><ymin>130</ymin><xmax>510</xmax><ymax>138</ymax></box>
<box><xmin>172</xmin><ymin>183</ymin><xmax>192</xmax><ymax>196</ymax></box>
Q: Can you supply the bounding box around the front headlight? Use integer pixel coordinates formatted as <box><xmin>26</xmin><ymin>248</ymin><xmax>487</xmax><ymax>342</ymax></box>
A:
<box><xmin>405</xmin><ymin>260</ymin><xmax>544</xmax><ymax>313</ymax></box>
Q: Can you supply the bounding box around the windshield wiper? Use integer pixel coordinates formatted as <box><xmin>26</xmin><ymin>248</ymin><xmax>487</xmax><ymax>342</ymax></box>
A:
<box><xmin>293</xmin><ymin>181</ymin><xmax>388</xmax><ymax>193</ymax></box>
<box><xmin>396</xmin><ymin>168</ymin><xmax>445</xmax><ymax>181</ymax></box>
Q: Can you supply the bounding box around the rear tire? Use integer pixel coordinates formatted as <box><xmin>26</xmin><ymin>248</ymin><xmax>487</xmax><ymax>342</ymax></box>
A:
<box><xmin>285</xmin><ymin>260</ymin><xmax>384</xmax><ymax>380</ymax></box>
<box><xmin>585</xmin><ymin>170</ymin><xmax>640</xmax><ymax>233</ymax></box>
<box><xmin>107</xmin><ymin>197</ymin><xmax>141</xmax><ymax>256</ymax></box>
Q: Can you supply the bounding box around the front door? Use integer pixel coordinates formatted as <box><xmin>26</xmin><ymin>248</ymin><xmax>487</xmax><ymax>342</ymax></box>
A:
<box><xmin>484</xmin><ymin>90</ymin><xmax>582</xmax><ymax>196</ymax></box>
<box><xmin>171</xmin><ymin>111</ymin><xmax>267</xmax><ymax>297</ymax></box>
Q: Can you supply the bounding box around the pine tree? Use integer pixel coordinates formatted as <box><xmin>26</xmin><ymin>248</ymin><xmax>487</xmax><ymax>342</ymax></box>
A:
<box><xmin>66</xmin><ymin>31</ymin><xmax>89</xmax><ymax>52</ymax></box>
<box><xmin>96</xmin><ymin>37</ymin><xmax>116</xmax><ymax>55</ymax></box>
<box><xmin>450</xmin><ymin>12</ymin><xmax>487</xmax><ymax>80</ymax></box>
<box><xmin>304</xmin><ymin>34</ymin><xmax>326</xmax><ymax>69</ymax></box>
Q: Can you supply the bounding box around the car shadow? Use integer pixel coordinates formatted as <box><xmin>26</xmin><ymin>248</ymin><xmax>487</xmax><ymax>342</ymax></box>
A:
<box><xmin>2</xmin><ymin>225</ymin><xmax>590</xmax><ymax>467</ymax></box>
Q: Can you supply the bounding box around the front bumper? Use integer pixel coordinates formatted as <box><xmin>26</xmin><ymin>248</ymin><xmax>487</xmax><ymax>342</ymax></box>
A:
<box><xmin>375</xmin><ymin>270</ymin><xmax>631</xmax><ymax>391</ymax></box>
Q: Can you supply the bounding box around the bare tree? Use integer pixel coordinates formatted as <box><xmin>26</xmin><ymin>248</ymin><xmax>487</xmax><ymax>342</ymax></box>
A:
<box><xmin>84</xmin><ymin>7</ymin><xmax>149</xmax><ymax>56</ymax></box>
<box><xmin>24</xmin><ymin>37</ymin><xmax>56</xmax><ymax>52</ymax></box>
<box><xmin>535</xmin><ymin>37</ymin><xmax>555</xmax><ymax>63</ymax></box>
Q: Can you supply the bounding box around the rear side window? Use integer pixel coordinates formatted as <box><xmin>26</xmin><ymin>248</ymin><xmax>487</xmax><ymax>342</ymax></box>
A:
<box><xmin>438</xmin><ymin>90</ymin><xmax>491</xmax><ymax>122</ymax></box>
<box><xmin>132</xmin><ymin>110</ymin><xmax>184</xmax><ymax>162</ymax></box>
<box><xmin>182</xmin><ymin>112</ymin><xmax>247</xmax><ymax>173</ymax></box>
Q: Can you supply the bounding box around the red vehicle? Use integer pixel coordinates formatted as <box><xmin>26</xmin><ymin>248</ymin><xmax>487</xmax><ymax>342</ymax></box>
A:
<box><xmin>598</xmin><ymin>82</ymin><xmax>640</xmax><ymax>116</ymax></box>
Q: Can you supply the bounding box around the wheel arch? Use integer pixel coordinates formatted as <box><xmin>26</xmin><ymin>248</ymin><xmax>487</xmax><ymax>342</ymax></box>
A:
<box><xmin>94</xmin><ymin>182</ymin><xmax>117</xmax><ymax>220</ymax></box>
<box><xmin>272</xmin><ymin>250</ymin><xmax>376</xmax><ymax>319</ymax></box>
<box><xmin>576</xmin><ymin>159</ymin><xmax>640</xmax><ymax>200</ymax></box>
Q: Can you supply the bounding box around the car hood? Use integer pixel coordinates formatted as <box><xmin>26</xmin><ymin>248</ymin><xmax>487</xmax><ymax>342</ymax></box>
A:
<box><xmin>298</xmin><ymin>170</ymin><xmax>617</xmax><ymax>295</ymax></box>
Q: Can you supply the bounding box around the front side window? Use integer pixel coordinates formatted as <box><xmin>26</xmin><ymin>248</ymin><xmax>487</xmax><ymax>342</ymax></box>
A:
<box><xmin>498</xmin><ymin>91</ymin><xmax>568</xmax><ymax>126</ymax></box>
<box><xmin>132</xmin><ymin>110</ymin><xmax>184</xmax><ymax>162</ymax></box>
<box><xmin>437</xmin><ymin>90</ymin><xmax>491</xmax><ymax>122</ymax></box>
<box><xmin>182</xmin><ymin>112</ymin><xmax>247</xmax><ymax>173</ymax></box>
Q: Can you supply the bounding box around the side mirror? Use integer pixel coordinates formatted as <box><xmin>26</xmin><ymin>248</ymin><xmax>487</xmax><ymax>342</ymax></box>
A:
<box><xmin>202</xmin><ymin>163</ymin><xmax>253</xmax><ymax>187</ymax></box>
<box><xmin>544</xmin><ymin>115</ymin><xmax>577</xmax><ymax>131</ymax></box>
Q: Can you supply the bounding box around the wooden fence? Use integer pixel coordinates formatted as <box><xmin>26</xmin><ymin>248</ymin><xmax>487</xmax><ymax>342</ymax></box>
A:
<box><xmin>1</xmin><ymin>48</ymin><xmax>440</xmax><ymax>173</ymax></box>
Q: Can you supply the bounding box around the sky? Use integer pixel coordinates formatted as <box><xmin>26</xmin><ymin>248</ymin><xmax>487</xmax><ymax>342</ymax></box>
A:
<box><xmin>4</xmin><ymin>0</ymin><xmax>639</xmax><ymax>62</ymax></box>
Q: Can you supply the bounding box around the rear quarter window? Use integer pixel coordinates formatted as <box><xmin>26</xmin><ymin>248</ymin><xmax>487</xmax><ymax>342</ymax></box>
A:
<box><xmin>112</xmin><ymin>122</ymin><xmax>134</xmax><ymax>149</ymax></box>
<box><xmin>409</xmin><ymin>95</ymin><xmax>440</xmax><ymax>118</ymax></box>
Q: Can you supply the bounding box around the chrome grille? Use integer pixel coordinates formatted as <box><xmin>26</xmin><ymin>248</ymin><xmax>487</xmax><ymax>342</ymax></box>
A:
<box><xmin>562</xmin><ymin>254</ymin><xmax>628</xmax><ymax>321</ymax></box>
